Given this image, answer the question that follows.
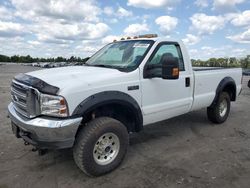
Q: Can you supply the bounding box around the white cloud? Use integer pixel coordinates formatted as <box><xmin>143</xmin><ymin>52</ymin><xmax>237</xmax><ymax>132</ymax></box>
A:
<box><xmin>227</xmin><ymin>29</ymin><xmax>250</xmax><ymax>43</ymax></box>
<box><xmin>155</xmin><ymin>16</ymin><xmax>178</xmax><ymax>35</ymax></box>
<box><xmin>33</xmin><ymin>21</ymin><xmax>110</xmax><ymax>43</ymax></box>
<box><xmin>232</xmin><ymin>48</ymin><xmax>247</xmax><ymax>56</ymax></box>
<box><xmin>102</xmin><ymin>35</ymin><xmax>121</xmax><ymax>44</ymax></box>
<box><xmin>124</xmin><ymin>23</ymin><xmax>149</xmax><ymax>36</ymax></box>
<box><xmin>103</xmin><ymin>6</ymin><xmax>133</xmax><ymax>18</ymax></box>
<box><xmin>0</xmin><ymin>6</ymin><xmax>13</xmax><ymax>20</ymax></box>
<box><xmin>117</xmin><ymin>7</ymin><xmax>133</xmax><ymax>18</ymax></box>
<box><xmin>10</xmin><ymin>0</ymin><xmax>101</xmax><ymax>22</ymax></box>
<box><xmin>190</xmin><ymin>13</ymin><xmax>225</xmax><ymax>35</ymax></box>
<box><xmin>230</xmin><ymin>10</ymin><xmax>250</xmax><ymax>27</ymax></box>
<box><xmin>194</xmin><ymin>0</ymin><xmax>209</xmax><ymax>8</ymax></box>
<box><xmin>0</xmin><ymin>37</ymin><xmax>42</xmax><ymax>56</ymax></box>
<box><xmin>0</xmin><ymin>0</ymin><xmax>248</xmax><ymax>59</ymax></box>
<box><xmin>182</xmin><ymin>34</ymin><xmax>201</xmax><ymax>45</ymax></box>
<box><xmin>28</xmin><ymin>40</ymin><xmax>41</xmax><ymax>45</ymax></box>
<box><xmin>189</xmin><ymin>45</ymin><xmax>248</xmax><ymax>59</ymax></box>
<box><xmin>75</xmin><ymin>40</ymin><xmax>105</xmax><ymax>56</ymax></box>
<box><xmin>76</xmin><ymin>46</ymin><xmax>98</xmax><ymax>54</ymax></box>
<box><xmin>127</xmin><ymin>0</ymin><xmax>179</xmax><ymax>9</ymax></box>
<box><xmin>0</xmin><ymin>0</ymin><xmax>112</xmax><ymax>57</ymax></box>
<box><xmin>213</xmin><ymin>0</ymin><xmax>245</xmax><ymax>11</ymax></box>
<box><xmin>0</xmin><ymin>21</ymin><xmax>28</xmax><ymax>37</ymax></box>
<box><xmin>4</xmin><ymin>0</ymin><xmax>111</xmax><ymax>44</ymax></box>
<box><xmin>103</xmin><ymin>7</ymin><xmax>114</xmax><ymax>16</ymax></box>
<box><xmin>108</xmin><ymin>18</ymin><xmax>118</xmax><ymax>24</ymax></box>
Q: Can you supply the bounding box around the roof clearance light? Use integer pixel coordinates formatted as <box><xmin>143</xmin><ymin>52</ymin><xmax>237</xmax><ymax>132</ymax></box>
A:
<box><xmin>138</xmin><ymin>34</ymin><xmax>158</xmax><ymax>38</ymax></box>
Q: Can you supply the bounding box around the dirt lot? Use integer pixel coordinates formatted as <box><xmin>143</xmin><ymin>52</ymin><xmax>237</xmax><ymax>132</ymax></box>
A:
<box><xmin>0</xmin><ymin>64</ymin><xmax>250</xmax><ymax>188</ymax></box>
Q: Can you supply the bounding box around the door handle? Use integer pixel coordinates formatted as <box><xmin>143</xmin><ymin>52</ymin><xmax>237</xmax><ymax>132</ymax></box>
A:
<box><xmin>185</xmin><ymin>77</ymin><xmax>190</xmax><ymax>87</ymax></box>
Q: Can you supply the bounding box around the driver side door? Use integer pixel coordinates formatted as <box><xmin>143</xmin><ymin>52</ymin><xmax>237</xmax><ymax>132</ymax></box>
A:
<box><xmin>141</xmin><ymin>42</ymin><xmax>193</xmax><ymax>125</ymax></box>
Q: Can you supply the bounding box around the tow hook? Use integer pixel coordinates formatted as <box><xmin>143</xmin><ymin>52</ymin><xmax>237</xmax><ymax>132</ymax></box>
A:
<box><xmin>31</xmin><ymin>147</ymin><xmax>38</xmax><ymax>152</ymax></box>
<box><xmin>23</xmin><ymin>141</ymin><xmax>48</xmax><ymax>156</ymax></box>
<box><xmin>31</xmin><ymin>147</ymin><xmax>48</xmax><ymax>156</ymax></box>
<box><xmin>38</xmin><ymin>149</ymin><xmax>48</xmax><ymax>156</ymax></box>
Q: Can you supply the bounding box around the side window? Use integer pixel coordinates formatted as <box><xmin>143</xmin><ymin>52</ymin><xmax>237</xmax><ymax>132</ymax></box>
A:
<box><xmin>147</xmin><ymin>44</ymin><xmax>185</xmax><ymax>71</ymax></box>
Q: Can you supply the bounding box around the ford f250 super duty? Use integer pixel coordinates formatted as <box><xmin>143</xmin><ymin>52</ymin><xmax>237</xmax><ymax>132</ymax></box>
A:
<box><xmin>8</xmin><ymin>34</ymin><xmax>242</xmax><ymax>176</ymax></box>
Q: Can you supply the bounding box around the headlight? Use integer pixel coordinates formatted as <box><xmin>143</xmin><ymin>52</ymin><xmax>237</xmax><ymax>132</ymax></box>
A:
<box><xmin>40</xmin><ymin>94</ymin><xmax>68</xmax><ymax>117</ymax></box>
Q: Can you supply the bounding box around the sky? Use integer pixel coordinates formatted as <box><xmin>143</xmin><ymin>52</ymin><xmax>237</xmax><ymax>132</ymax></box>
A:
<box><xmin>0</xmin><ymin>0</ymin><xmax>250</xmax><ymax>60</ymax></box>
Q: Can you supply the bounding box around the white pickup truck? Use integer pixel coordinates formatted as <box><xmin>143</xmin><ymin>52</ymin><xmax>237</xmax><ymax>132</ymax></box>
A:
<box><xmin>8</xmin><ymin>35</ymin><xmax>242</xmax><ymax>176</ymax></box>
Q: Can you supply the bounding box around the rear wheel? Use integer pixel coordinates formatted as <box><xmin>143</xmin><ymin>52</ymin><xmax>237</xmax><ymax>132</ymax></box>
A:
<box><xmin>73</xmin><ymin>117</ymin><xmax>129</xmax><ymax>176</ymax></box>
<box><xmin>207</xmin><ymin>92</ymin><xmax>231</xmax><ymax>124</ymax></box>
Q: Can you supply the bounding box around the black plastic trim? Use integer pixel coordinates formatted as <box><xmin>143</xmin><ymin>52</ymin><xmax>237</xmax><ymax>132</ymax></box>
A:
<box><xmin>14</xmin><ymin>73</ymin><xmax>59</xmax><ymax>95</ymax></box>
<box><xmin>128</xmin><ymin>85</ymin><xmax>139</xmax><ymax>91</ymax></box>
<box><xmin>72</xmin><ymin>91</ymin><xmax>143</xmax><ymax>132</ymax></box>
<box><xmin>21</xmin><ymin>134</ymin><xmax>74</xmax><ymax>149</ymax></box>
<box><xmin>185</xmin><ymin>77</ymin><xmax>190</xmax><ymax>87</ymax></box>
<box><xmin>210</xmin><ymin>77</ymin><xmax>236</xmax><ymax>107</ymax></box>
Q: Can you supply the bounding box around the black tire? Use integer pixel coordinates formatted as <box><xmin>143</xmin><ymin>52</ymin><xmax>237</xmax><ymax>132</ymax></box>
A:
<box><xmin>207</xmin><ymin>92</ymin><xmax>231</xmax><ymax>124</ymax></box>
<box><xmin>73</xmin><ymin>117</ymin><xmax>129</xmax><ymax>176</ymax></box>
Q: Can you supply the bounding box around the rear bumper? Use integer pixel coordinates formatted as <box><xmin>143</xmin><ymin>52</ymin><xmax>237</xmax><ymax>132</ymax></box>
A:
<box><xmin>8</xmin><ymin>103</ymin><xmax>82</xmax><ymax>149</ymax></box>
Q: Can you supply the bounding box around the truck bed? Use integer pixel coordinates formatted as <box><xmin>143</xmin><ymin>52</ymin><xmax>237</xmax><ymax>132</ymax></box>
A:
<box><xmin>191</xmin><ymin>67</ymin><xmax>242</xmax><ymax>111</ymax></box>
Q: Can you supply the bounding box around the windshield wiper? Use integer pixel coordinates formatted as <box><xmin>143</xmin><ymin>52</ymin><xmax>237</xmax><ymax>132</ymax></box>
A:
<box><xmin>91</xmin><ymin>64</ymin><xmax>113</xmax><ymax>68</ymax></box>
<box><xmin>88</xmin><ymin>64</ymin><xmax>123</xmax><ymax>70</ymax></box>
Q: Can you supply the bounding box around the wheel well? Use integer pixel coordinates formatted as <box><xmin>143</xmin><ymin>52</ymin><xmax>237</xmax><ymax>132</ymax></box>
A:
<box><xmin>210</xmin><ymin>77</ymin><xmax>237</xmax><ymax>108</ymax></box>
<box><xmin>222</xmin><ymin>84</ymin><xmax>236</xmax><ymax>101</ymax></box>
<box><xmin>79</xmin><ymin>102</ymin><xmax>141</xmax><ymax>133</ymax></box>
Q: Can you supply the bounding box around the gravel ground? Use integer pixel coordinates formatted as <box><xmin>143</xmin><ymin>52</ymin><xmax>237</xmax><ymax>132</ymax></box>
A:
<box><xmin>0</xmin><ymin>64</ymin><xmax>250</xmax><ymax>188</ymax></box>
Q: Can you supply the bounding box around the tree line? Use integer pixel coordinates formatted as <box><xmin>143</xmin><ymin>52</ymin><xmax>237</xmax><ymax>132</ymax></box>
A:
<box><xmin>0</xmin><ymin>54</ymin><xmax>249</xmax><ymax>69</ymax></box>
<box><xmin>191</xmin><ymin>55</ymin><xmax>250</xmax><ymax>69</ymax></box>
<box><xmin>0</xmin><ymin>54</ymin><xmax>89</xmax><ymax>63</ymax></box>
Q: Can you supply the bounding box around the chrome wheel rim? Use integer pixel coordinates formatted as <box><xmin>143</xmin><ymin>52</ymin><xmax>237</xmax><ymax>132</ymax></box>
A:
<box><xmin>93</xmin><ymin>132</ymin><xmax>120</xmax><ymax>165</ymax></box>
<box><xmin>219</xmin><ymin>99</ymin><xmax>227</xmax><ymax>117</ymax></box>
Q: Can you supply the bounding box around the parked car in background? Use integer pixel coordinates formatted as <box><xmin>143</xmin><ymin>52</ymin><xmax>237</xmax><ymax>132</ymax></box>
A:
<box><xmin>243</xmin><ymin>69</ymin><xmax>250</xmax><ymax>76</ymax></box>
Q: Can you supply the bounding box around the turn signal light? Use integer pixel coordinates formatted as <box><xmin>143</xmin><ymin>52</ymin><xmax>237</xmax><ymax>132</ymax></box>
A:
<box><xmin>172</xmin><ymin>68</ymin><xmax>179</xmax><ymax>77</ymax></box>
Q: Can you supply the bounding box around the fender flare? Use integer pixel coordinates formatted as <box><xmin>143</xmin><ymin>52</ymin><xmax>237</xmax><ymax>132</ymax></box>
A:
<box><xmin>210</xmin><ymin>77</ymin><xmax>236</xmax><ymax>107</ymax></box>
<box><xmin>72</xmin><ymin>91</ymin><xmax>143</xmax><ymax>132</ymax></box>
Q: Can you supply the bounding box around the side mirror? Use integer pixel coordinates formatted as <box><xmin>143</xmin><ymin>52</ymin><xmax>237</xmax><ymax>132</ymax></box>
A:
<box><xmin>162</xmin><ymin>56</ymin><xmax>179</xmax><ymax>79</ymax></box>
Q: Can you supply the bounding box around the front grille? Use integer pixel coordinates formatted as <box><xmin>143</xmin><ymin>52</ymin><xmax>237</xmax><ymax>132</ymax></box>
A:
<box><xmin>11</xmin><ymin>80</ymin><xmax>39</xmax><ymax>118</ymax></box>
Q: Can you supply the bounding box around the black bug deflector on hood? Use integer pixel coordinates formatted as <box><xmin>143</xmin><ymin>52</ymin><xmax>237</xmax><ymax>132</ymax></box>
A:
<box><xmin>14</xmin><ymin>73</ymin><xmax>59</xmax><ymax>95</ymax></box>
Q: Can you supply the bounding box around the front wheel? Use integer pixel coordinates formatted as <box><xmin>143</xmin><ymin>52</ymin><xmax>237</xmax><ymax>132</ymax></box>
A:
<box><xmin>73</xmin><ymin>117</ymin><xmax>129</xmax><ymax>176</ymax></box>
<box><xmin>207</xmin><ymin>92</ymin><xmax>231</xmax><ymax>124</ymax></box>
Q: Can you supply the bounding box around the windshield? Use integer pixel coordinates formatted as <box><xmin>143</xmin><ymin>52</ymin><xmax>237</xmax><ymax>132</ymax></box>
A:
<box><xmin>86</xmin><ymin>40</ymin><xmax>154</xmax><ymax>71</ymax></box>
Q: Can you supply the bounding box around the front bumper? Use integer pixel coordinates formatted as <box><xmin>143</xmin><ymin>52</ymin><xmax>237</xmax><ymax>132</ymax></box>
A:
<box><xmin>8</xmin><ymin>103</ymin><xmax>82</xmax><ymax>149</ymax></box>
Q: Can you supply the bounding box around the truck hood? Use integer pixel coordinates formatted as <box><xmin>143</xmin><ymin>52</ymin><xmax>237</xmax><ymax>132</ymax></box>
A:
<box><xmin>26</xmin><ymin>66</ymin><xmax>126</xmax><ymax>92</ymax></box>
